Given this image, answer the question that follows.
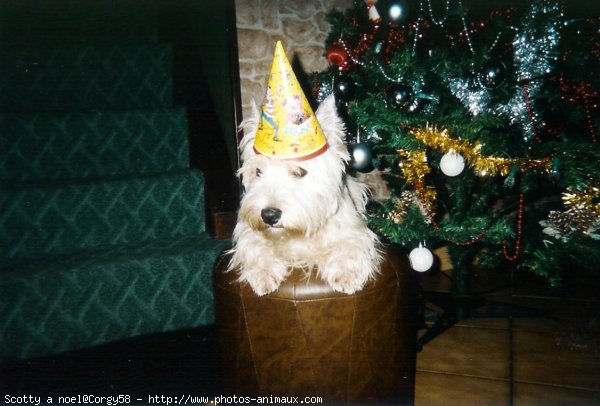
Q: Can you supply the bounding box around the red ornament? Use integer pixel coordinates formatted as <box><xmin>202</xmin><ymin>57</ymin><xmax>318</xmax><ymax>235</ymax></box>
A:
<box><xmin>327</xmin><ymin>43</ymin><xmax>348</xmax><ymax>67</ymax></box>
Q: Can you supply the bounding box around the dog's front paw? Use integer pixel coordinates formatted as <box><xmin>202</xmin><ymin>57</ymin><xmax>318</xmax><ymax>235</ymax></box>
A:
<box><xmin>327</xmin><ymin>276</ymin><xmax>365</xmax><ymax>295</ymax></box>
<box><xmin>246</xmin><ymin>273</ymin><xmax>283</xmax><ymax>296</ymax></box>
<box><xmin>242</xmin><ymin>261</ymin><xmax>288</xmax><ymax>296</ymax></box>
<box><xmin>323</xmin><ymin>263</ymin><xmax>369</xmax><ymax>295</ymax></box>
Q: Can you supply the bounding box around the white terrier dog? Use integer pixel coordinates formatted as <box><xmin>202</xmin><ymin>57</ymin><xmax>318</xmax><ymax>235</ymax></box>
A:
<box><xmin>228</xmin><ymin>95</ymin><xmax>382</xmax><ymax>296</ymax></box>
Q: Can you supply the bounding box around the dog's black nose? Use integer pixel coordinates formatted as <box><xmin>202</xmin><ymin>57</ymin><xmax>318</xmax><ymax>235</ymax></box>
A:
<box><xmin>261</xmin><ymin>207</ymin><xmax>282</xmax><ymax>226</ymax></box>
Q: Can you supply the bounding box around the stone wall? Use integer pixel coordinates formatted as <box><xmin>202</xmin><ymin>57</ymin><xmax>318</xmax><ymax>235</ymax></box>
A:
<box><xmin>234</xmin><ymin>0</ymin><xmax>349</xmax><ymax>121</ymax></box>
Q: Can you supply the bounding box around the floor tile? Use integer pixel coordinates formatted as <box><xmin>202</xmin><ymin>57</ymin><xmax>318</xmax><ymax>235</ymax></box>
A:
<box><xmin>415</xmin><ymin>371</ymin><xmax>510</xmax><ymax>406</ymax></box>
<box><xmin>513</xmin><ymin>313</ymin><xmax>600</xmax><ymax>335</ymax></box>
<box><xmin>417</xmin><ymin>257</ymin><xmax>599</xmax><ymax>406</ymax></box>
<box><xmin>481</xmin><ymin>294</ymin><xmax>600</xmax><ymax>332</ymax></box>
<box><xmin>512</xmin><ymin>267</ymin><xmax>600</xmax><ymax>300</ymax></box>
<box><xmin>454</xmin><ymin>315</ymin><xmax>510</xmax><ymax>330</ymax></box>
<box><xmin>417</xmin><ymin>326</ymin><xmax>510</xmax><ymax>379</ymax></box>
<box><xmin>508</xmin><ymin>300</ymin><xmax>599</xmax><ymax>340</ymax></box>
<box><xmin>513</xmin><ymin>382</ymin><xmax>600</xmax><ymax>406</ymax></box>
<box><xmin>512</xmin><ymin>329</ymin><xmax>600</xmax><ymax>390</ymax></box>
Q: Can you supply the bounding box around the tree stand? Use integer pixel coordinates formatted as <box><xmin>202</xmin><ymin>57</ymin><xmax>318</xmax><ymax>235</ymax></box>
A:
<box><xmin>213</xmin><ymin>246</ymin><xmax>417</xmax><ymax>405</ymax></box>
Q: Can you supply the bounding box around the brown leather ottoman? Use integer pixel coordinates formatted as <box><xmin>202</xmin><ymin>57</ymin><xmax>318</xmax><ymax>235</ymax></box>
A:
<box><xmin>213</xmin><ymin>246</ymin><xmax>417</xmax><ymax>405</ymax></box>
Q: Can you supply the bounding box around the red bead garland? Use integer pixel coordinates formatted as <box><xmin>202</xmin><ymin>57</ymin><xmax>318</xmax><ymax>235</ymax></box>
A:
<box><xmin>559</xmin><ymin>77</ymin><xmax>598</xmax><ymax>143</ymax></box>
<box><xmin>502</xmin><ymin>193</ymin><xmax>524</xmax><ymax>262</ymax></box>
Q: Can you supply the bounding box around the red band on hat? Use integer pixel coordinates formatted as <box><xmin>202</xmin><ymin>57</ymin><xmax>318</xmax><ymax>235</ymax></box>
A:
<box><xmin>253</xmin><ymin>143</ymin><xmax>329</xmax><ymax>161</ymax></box>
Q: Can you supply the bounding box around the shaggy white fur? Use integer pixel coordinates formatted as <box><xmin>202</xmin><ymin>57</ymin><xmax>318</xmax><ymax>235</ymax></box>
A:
<box><xmin>228</xmin><ymin>95</ymin><xmax>382</xmax><ymax>296</ymax></box>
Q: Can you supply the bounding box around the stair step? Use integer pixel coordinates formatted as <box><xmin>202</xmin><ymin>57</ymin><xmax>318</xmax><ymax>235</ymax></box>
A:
<box><xmin>1</xmin><ymin>107</ymin><xmax>190</xmax><ymax>183</ymax></box>
<box><xmin>0</xmin><ymin>43</ymin><xmax>173</xmax><ymax>112</ymax></box>
<box><xmin>0</xmin><ymin>0</ymin><xmax>158</xmax><ymax>48</ymax></box>
<box><xmin>1</xmin><ymin>170</ymin><xmax>207</xmax><ymax>261</ymax></box>
<box><xmin>0</xmin><ymin>234</ymin><xmax>230</xmax><ymax>360</ymax></box>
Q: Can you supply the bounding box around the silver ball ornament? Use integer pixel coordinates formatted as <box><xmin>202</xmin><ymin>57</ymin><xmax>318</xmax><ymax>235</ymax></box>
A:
<box><xmin>409</xmin><ymin>244</ymin><xmax>434</xmax><ymax>272</ymax></box>
<box><xmin>349</xmin><ymin>142</ymin><xmax>373</xmax><ymax>172</ymax></box>
<box><xmin>440</xmin><ymin>151</ymin><xmax>465</xmax><ymax>177</ymax></box>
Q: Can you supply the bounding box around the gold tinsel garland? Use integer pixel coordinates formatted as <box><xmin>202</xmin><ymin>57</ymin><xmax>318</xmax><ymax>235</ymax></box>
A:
<box><xmin>390</xmin><ymin>126</ymin><xmax>599</xmax><ymax>241</ymax></box>
<box><xmin>542</xmin><ymin>185</ymin><xmax>600</xmax><ymax>237</ymax></box>
<box><xmin>563</xmin><ymin>186</ymin><xmax>600</xmax><ymax>217</ymax></box>
<box><xmin>397</xmin><ymin>148</ymin><xmax>429</xmax><ymax>185</ymax></box>
<box><xmin>394</xmin><ymin>125</ymin><xmax>554</xmax><ymax>213</ymax></box>
<box><xmin>408</xmin><ymin>125</ymin><xmax>553</xmax><ymax>176</ymax></box>
<box><xmin>396</xmin><ymin>149</ymin><xmax>437</xmax><ymax>216</ymax></box>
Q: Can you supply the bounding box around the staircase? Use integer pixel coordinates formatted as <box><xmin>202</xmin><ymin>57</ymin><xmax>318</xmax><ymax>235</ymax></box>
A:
<box><xmin>0</xmin><ymin>0</ymin><xmax>231</xmax><ymax>360</ymax></box>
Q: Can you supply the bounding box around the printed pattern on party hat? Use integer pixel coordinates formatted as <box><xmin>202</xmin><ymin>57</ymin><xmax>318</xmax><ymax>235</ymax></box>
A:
<box><xmin>254</xmin><ymin>41</ymin><xmax>328</xmax><ymax>161</ymax></box>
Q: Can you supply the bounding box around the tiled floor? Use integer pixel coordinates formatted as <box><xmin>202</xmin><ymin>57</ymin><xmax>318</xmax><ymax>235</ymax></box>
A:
<box><xmin>414</xmin><ymin>266</ymin><xmax>600</xmax><ymax>406</ymax></box>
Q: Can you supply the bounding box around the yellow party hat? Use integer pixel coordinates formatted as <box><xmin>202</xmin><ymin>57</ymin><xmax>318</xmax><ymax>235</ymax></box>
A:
<box><xmin>254</xmin><ymin>41</ymin><xmax>328</xmax><ymax>161</ymax></box>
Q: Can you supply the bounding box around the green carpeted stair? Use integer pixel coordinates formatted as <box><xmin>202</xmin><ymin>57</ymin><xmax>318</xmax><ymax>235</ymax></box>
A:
<box><xmin>1</xmin><ymin>108</ymin><xmax>190</xmax><ymax>183</ymax></box>
<box><xmin>1</xmin><ymin>44</ymin><xmax>173</xmax><ymax>112</ymax></box>
<box><xmin>1</xmin><ymin>234</ymin><xmax>225</xmax><ymax>359</ymax></box>
<box><xmin>0</xmin><ymin>0</ymin><xmax>159</xmax><ymax>48</ymax></box>
<box><xmin>2</xmin><ymin>171</ymin><xmax>208</xmax><ymax>260</ymax></box>
<box><xmin>0</xmin><ymin>3</ymin><xmax>230</xmax><ymax>360</ymax></box>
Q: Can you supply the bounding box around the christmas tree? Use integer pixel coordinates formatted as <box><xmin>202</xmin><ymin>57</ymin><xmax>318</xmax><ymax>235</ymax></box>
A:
<box><xmin>315</xmin><ymin>0</ymin><xmax>599</xmax><ymax>296</ymax></box>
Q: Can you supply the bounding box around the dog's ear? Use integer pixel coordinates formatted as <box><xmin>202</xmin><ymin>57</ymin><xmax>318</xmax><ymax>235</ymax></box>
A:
<box><xmin>316</xmin><ymin>94</ymin><xmax>350</xmax><ymax>161</ymax></box>
<box><xmin>238</xmin><ymin>99</ymin><xmax>261</xmax><ymax>163</ymax></box>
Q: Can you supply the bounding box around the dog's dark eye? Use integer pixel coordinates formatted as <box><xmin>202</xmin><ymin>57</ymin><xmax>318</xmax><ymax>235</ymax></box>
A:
<box><xmin>256</xmin><ymin>168</ymin><xmax>262</xmax><ymax>177</ymax></box>
<box><xmin>291</xmin><ymin>167</ymin><xmax>307</xmax><ymax>178</ymax></box>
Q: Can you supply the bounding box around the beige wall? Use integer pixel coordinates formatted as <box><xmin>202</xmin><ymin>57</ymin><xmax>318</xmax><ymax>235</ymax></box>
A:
<box><xmin>234</xmin><ymin>0</ymin><xmax>349</xmax><ymax>121</ymax></box>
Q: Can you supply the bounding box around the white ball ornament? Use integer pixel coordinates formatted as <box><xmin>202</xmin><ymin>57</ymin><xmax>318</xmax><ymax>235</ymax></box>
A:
<box><xmin>409</xmin><ymin>243</ymin><xmax>434</xmax><ymax>272</ymax></box>
<box><xmin>440</xmin><ymin>151</ymin><xmax>465</xmax><ymax>177</ymax></box>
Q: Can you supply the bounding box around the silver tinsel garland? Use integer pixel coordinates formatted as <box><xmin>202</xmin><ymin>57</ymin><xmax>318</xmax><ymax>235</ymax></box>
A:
<box><xmin>448</xmin><ymin>0</ymin><xmax>563</xmax><ymax>141</ymax></box>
